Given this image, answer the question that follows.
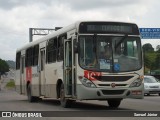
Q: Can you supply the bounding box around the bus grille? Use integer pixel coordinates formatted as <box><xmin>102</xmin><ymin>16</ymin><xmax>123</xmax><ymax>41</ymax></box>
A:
<box><xmin>98</xmin><ymin>84</ymin><xmax>127</xmax><ymax>87</ymax></box>
<box><xmin>149</xmin><ymin>86</ymin><xmax>159</xmax><ymax>88</ymax></box>
<box><xmin>101</xmin><ymin>90</ymin><xmax>125</xmax><ymax>95</ymax></box>
<box><xmin>94</xmin><ymin>76</ymin><xmax>133</xmax><ymax>82</ymax></box>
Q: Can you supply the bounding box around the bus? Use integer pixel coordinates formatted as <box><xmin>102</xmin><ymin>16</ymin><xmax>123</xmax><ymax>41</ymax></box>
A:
<box><xmin>15</xmin><ymin>21</ymin><xmax>144</xmax><ymax>108</ymax></box>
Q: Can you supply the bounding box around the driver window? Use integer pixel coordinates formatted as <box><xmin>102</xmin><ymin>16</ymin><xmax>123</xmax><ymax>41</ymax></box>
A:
<box><xmin>79</xmin><ymin>36</ymin><xmax>95</xmax><ymax>66</ymax></box>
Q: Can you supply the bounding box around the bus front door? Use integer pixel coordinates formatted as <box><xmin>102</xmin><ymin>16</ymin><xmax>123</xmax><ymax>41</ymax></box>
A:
<box><xmin>64</xmin><ymin>39</ymin><xmax>76</xmax><ymax>98</ymax></box>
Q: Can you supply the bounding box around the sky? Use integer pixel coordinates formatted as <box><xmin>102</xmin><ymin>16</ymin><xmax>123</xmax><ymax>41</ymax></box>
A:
<box><xmin>0</xmin><ymin>0</ymin><xmax>160</xmax><ymax>61</ymax></box>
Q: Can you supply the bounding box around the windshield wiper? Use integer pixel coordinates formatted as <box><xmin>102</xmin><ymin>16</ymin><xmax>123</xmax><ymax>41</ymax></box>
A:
<box><xmin>115</xmin><ymin>34</ymin><xmax>128</xmax><ymax>49</ymax></box>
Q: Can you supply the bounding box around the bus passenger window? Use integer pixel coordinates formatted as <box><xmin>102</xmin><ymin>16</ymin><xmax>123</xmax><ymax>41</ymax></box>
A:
<box><xmin>33</xmin><ymin>45</ymin><xmax>39</xmax><ymax>66</ymax></box>
<box><xmin>16</xmin><ymin>52</ymin><xmax>21</xmax><ymax>70</ymax></box>
<box><xmin>57</xmin><ymin>35</ymin><xmax>66</xmax><ymax>61</ymax></box>
<box><xmin>47</xmin><ymin>38</ymin><xmax>57</xmax><ymax>63</ymax></box>
<box><xmin>25</xmin><ymin>47</ymin><xmax>33</xmax><ymax>67</ymax></box>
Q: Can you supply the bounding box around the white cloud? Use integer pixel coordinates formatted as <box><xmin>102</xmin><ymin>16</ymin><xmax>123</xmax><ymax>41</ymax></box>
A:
<box><xmin>0</xmin><ymin>42</ymin><xmax>16</xmax><ymax>60</ymax></box>
<box><xmin>0</xmin><ymin>0</ymin><xmax>160</xmax><ymax>60</ymax></box>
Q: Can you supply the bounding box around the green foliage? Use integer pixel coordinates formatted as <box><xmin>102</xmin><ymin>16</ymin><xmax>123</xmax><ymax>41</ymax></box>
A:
<box><xmin>6</xmin><ymin>80</ymin><xmax>15</xmax><ymax>88</ymax></box>
<box><xmin>157</xmin><ymin>49</ymin><xmax>160</xmax><ymax>53</ymax></box>
<box><xmin>154</xmin><ymin>53</ymin><xmax>160</xmax><ymax>69</ymax></box>
<box><xmin>142</xmin><ymin>43</ymin><xmax>154</xmax><ymax>52</ymax></box>
<box><xmin>0</xmin><ymin>58</ymin><xmax>9</xmax><ymax>75</ymax></box>
<box><xmin>156</xmin><ymin>45</ymin><xmax>160</xmax><ymax>52</ymax></box>
<box><xmin>143</xmin><ymin>43</ymin><xmax>160</xmax><ymax>74</ymax></box>
<box><xmin>144</xmin><ymin>52</ymin><xmax>157</xmax><ymax>69</ymax></box>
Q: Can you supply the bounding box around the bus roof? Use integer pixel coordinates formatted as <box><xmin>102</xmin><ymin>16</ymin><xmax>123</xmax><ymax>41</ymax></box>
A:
<box><xmin>16</xmin><ymin>21</ymin><xmax>138</xmax><ymax>52</ymax></box>
<box><xmin>16</xmin><ymin>22</ymin><xmax>78</xmax><ymax>52</ymax></box>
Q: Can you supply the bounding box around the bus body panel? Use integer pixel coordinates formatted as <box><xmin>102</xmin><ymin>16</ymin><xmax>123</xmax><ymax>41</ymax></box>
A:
<box><xmin>15</xmin><ymin>70</ymin><xmax>21</xmax><ymax>94</ymax></box>
<box><xmin>76</xmin><ymin>84</ymin><xmax>144</xmax><ymax>100</ymax></box>
<box><xmin>76</xmin><ymin>65</ymin><xmax>144</xmax><ymax>100</ymax></box>
<box><xmin>45</xmin><ymin>62</ymin><xmax>63</xmax><ymax>98</ymax></box>
<box><xmin>31</xmin><ymin>66</ymin><xmax>40</xmax><ymax>96</ymax></box>
<box><xmin>15</xmin><ymin>21</ymin><xmax>144</xmax><ymax>106</ymax></box>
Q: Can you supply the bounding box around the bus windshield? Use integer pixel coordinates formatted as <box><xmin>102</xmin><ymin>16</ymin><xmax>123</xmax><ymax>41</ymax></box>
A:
<box><xmin>79</xmin><ymin>35</ymin><xmax>142</xmax><ymax>72</ymax></box>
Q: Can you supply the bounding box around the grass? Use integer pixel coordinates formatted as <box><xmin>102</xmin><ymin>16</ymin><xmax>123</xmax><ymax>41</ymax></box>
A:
<box><xmin>6</xmin><ymin>80</ymin><xmax>15</xmax><ymax>88</ymax></box>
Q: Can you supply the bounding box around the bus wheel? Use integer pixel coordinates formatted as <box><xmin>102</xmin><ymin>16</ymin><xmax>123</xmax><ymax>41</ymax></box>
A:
<box><xmin>60</xmin><ymin>84</ymin><xmax>71</xmax><ymax>108</ymax></box>
<box><xmin>146</xmin><ymin>93</ymin><xmax>150</xmax><ymax>96</ymax></box>
<box><xmin>107</xmin><ymin>99</ymin><xmax>121</xmax><ymax>108</ymax></box>
<box><xmin>27</xmin><ymin>84</ymin><xmax>38</xmax><ymax>102</ymax></box>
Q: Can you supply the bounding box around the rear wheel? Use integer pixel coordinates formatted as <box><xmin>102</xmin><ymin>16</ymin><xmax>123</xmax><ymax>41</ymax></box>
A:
<box><xmin>60</xmin><ymin>84</ymin><xmax>72</xmax><ymax>108</ymax></box>
<box><xmin>27</xmin><ymin>84</ymin><xmax>39</xmax><ymax>102</ymax></box>
<box><xmin>107</xmin><ymin>99</ymin><xmax>122</xmax><ymax>108</ymax></box>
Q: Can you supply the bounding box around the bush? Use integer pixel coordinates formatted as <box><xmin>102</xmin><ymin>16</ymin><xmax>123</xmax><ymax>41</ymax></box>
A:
<box><xmin>6</xmin><ymin>80</ymin><xmax>15</xmax><ymax>88</ymax></box>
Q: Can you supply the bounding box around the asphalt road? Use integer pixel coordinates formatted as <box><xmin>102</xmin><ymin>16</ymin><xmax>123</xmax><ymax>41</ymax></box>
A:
<box><xmin>0</xmin><ymin>78</ymin><xmax>160</xmax><ymax>120</ymax></box>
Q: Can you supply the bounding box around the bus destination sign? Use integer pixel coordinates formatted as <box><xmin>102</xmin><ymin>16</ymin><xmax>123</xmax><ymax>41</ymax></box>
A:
<box><xmin>87</xmin><ymin>25</ymin><xmax>132</xmax><ymax>33</ymax></box>
<box><xmin>79</xmin><ymin>22</ymin><xmax>139</xmax><ymax>35</ymax></box>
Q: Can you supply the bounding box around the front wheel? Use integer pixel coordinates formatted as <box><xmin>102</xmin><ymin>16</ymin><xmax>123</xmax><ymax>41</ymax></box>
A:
<box><xmin>107</xmin><ymin>99</ymin><xmax>122</xmax><ymax>108</ymax></box>
<box><xmin>60</xmin><ymin>84</ymin><xmax>72</xmax><ymax>108</ymax></box>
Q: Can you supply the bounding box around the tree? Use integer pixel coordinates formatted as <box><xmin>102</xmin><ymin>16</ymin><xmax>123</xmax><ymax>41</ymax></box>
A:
<box><xmin>144</xmin><ymin>55</ymin><xmax>150</xmax><ymax>68</ymax></box>
<box><xmin>142</xmin><ymin>43</ymin><xmax>160</xmax><ymax>74</ymax></box>
<box><xmin>0</xmin><ymin>58</ymin><xmax>9</xmax><ymax>75</ymax></box>
<box><xmin>154</xmin><ymin>53</ymin><xmax>160</xmax><ymax>69</ymax></box>
<box><xmin>156</xmin><ymin>45</ymin><xmax>160</xmax><ymax>52</ymax></box>
<box><xmin>142</xmin><ymin>43</ymin><xmax>155</xmax><ymax>73</ymax></box>
<box><xmin>142</xmin><ymin>43</ymin><xmax>154</xmax><ymax>52</ymax></box>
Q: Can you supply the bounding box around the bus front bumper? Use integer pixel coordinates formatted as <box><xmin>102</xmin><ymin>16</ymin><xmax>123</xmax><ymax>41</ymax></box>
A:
<box><xmin>76</xmin><ymin>84</ymin><xmax>144</xmax><ymax>100</ymax></box>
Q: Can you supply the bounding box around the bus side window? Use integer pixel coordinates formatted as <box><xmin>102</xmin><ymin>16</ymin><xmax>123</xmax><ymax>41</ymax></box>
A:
<box><xmin>57</xmin><ymin>34</ymin><xmax>66</xmax><ymax>61</ymax></box>
<box><xmin>25</xmin><ymin>47</ymin><xmax>33</xmax><ymax>67</ymax></box>
<box><xmin>53</xmin><ymin>38</ymin><xmax>57</xmax><ymax>62</ymax></box>
<box><xmin>46</xmin><ymin>38</ymin><xmax>57</xmax><ymax>63</ymax></box>
<box><xmin>16</xmin><ymin>52</ymin><xmax>21</xmax><ymax>70</ymax></box>
<box><xmin>33</xmin><ymin>45</ymin><xmax>39</xmax><ymax>66</ymax></box>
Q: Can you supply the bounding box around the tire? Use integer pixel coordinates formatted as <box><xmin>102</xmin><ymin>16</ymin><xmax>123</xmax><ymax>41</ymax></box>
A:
<box><xmin>107</xmin><ymin>99</ymin><xmax>121</xmax><ymax>108</ymax></box>
<box><xmin>27</xmin><ymin>84</ymin><xmax>38</xmax><ymax>102</ymax></box>
<box><xmin>159</xmin><ymin>93</ymin><xmax>160</xmax><ymax>96</ymax></box>
<box><xmin>146</xmin><ymin>93</ymin><xmax>150</xmax><ymax>96</ymax></box>
<box><xmin>60</xmin><ymin>84</ymin><xmax>72</xmax><ymax>108</ymax></box>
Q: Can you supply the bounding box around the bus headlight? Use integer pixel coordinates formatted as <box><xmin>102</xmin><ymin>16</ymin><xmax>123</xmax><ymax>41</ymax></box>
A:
<box><xmin>79</xmin><ymin>76</ymin><xmax>96</xmax><ymax>88</ymax></box>
<box><xmin>130</xmin><ymin>79</ymin><xmax>142</xmax><ymax>87</ymax></box>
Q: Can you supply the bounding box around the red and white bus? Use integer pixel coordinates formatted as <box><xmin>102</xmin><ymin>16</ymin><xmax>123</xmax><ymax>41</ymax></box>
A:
<box><xmin>15</xmin><ymin>21</ymin><xmax>144</xmax><ymax>108</ymax></box>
